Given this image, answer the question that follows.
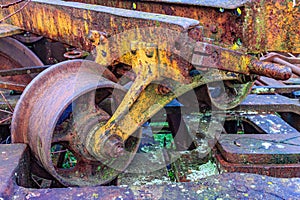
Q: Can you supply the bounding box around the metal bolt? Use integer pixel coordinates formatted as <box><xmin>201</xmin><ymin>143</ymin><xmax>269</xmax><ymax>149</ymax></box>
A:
<box><xmin>103</xmin><ymin>135</ymin><xmax>125</xmax><ymax>158</ymax></box>
<box><xmin>99</xmin><ymin>34</ymin><xmax>107</xmax><ymax>44</ymax></box>
<box><xmin>130</xmin><ymin>41</ymin><xmax>138</xmax><ymax>55</ymax></box>
<box><xmin>87</xmin><ymin>30</ymin><xmax>99</xmax><ymax>42</ymax></box>
<box><xmin>145</xmin><ymin>44</ymin><xmax>155</xmax><ymax>58</ymax></box>
<box><xmin>210</xmin><ymin>25</ymin><xmax>218</xmax><ymax>34</ymax></box>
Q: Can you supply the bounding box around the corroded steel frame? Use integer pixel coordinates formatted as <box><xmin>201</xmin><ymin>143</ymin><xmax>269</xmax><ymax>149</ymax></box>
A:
<box><xmin>66</xmin><ymin>0</ymin><xmax>300</xmax><ymax>53</ymax></box>
<box><xmin>0</xmin><ymin>0</ymin><xmax>296</xmax><ymax>170</ymax></box>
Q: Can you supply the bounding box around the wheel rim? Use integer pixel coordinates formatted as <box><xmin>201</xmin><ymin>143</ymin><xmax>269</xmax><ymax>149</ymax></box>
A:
<box><xmin>11</xmin><ymin>60</ymin><xmax>141</xmax><ymax>186</ymax></box>
<box><xmin>0</xmin><ymin>37</ymin><xmax>43</xmax><ymax>87</ymax></box>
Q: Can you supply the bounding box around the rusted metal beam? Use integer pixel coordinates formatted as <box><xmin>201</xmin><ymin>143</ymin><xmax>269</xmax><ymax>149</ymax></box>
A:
<box><xmin>216</xmin><ymin>133</ymin><xmax>300</xmax><ymax>178</ymax></box>
<box><xmin>68</xmin><ymin>0</ymin><xmax>300</xmax><ymax>53</ymax></box>
<box><xmin>0</xmin><ymin>80</ymin><xmax>26</xmax><ymax>91</ymax></box>
<box><xmin>215</xmin><ymin>151</ymin><xmax>300</xmax><ymax>178</ymax></box>
<box><xmin>235</xmin><ymin>94</ymin><xmax>300</xmax><ymax>115</ymax></box>
<box><xmin>192</xmin><ymin>42</ymin><xmax>292</xmax><ymax>80</ymax></box>
<box><xmin>261</xmin><ymin>54</ymin><xmax>300</xmax><ymax>77</ymax></box>
<box><xmin>218</xmin><ymin>133</ymin><xmax>300</xmax><ymax>164</ymax></box>
<box><xmin>0</xmin><ymin>0</ymin><xmax>200</xmax><ymax>51</ymax></box>
<box><xmin>0</xmin><ymin>65</ymin><xmax>49</xmax><ymax>77</ymax></box>
<box><xmin>67</xmin><ymin>0</ymin><xmax>246</xmax><ymax>46</ymax></box>
<box><xmin>251</xmin><ymin>85</ymin><xmax>300</xmax><ymax>94</ymax></box>
<box><xmin>245</xmin><ymin>114</ymin><xmax>299</xmax><ymax>134</ymax></box>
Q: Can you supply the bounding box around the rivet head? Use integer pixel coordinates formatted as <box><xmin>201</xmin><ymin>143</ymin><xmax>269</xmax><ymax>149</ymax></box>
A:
<box><xmin>130</xmin><ymin>41</ymin><xmax>138</xmax><ymax>55</ymax></box>
<box><xmin>145</xmin><ymin>47</ymin><xmax>155</xmax><ymax>57</ymax></box>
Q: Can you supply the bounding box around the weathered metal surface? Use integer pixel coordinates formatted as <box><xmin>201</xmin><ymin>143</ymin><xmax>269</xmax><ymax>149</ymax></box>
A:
<box><xmin>0</xmin><ymin>0</ymin><xmax>200</xmax><ymax>51</ymax></box>
<box><xmin>0</xmin><ymin>0</ymin><xmax>297</xmax><ymax>189</ymax></box>
<box><xmin>13</xmin><ymin>173</ymin><xmax>300</xmax><ymax>199</ymax></box>
<box><xmin>11</xmin><ymin>60</ymin><xmax>143</xmax><ymax>187</ymax></box>
<box><xmin>12</xmin><ymin>32</ymin><xmax>43</xmax><ymax>44</ymax></box>
<box><xmin>243</xmin><ymin>0</ymin><xmax>300</xmax><ymax>53</ymax></box>
<box><xmin>69</xmin><ymin>0</ymin><xmax>299</xmax><ymax>53</ymax></box>
<box><xmin>0</xmin><ymin>23</ymin><xmax>22</xmax><ymax>38</ymax></box>
<box><xmin>216</xmin><ymin>130</ymin><xmax>300</xmax><ymax>178</ymax></box>
<box><xmin>216</xmin><ymin>152</ymin><xmax>300</xmax><ymax>178</ymax></box>
<box><xmin>89</xmin><ymin>68</ymin><xmax>251</xmax><ymax>161</ymax></box>
<box><xmin>207</xmin><ymin>81</ymin><xmax>254</xmax><ymax>110</ymax></box>
<box><xmin>257</xmin><ymin>76</ymin><xmax>286</xmax><ymax>87</ymax></box>
<box><xmin>68</xmin><ymin>0</ymin><xmax>245</xmax><ymax>46</ymax></box>
<box><xmin>245</xmin><ymin>114</ymin><xmax>299</xmax><ymax>134</ymax></box>
<box><xmin>235</xmin><ymin>94</ymin><xmax>300</xmax><ymax>115</ymax></box>
<box><xmin>249</xmin><ymin>61</ymin><xmax>292</xmax><ymax>80</ymax></box>
<box><xmin>0</xmin><ymin>0</ymin><xmax>293</xmax><ymax>81</ymax></box>
<box><xmin>255</xmin><ymin>52</ymin><xmax>300</xmax><ymax>87</ymax></box>
<box><xmin>251</xmin><ymin>85</ymin><xmax>300</xmax><ymax>94</ymax></box>
<box><xmin>0</xmin><ymin>65</ymin><xmax>49</xmax><ymax>77</ymax></box>
<box><xmin>0</xmin><ymin>144</ymin><xmax>29</xmax><ymax>199</ymax></box>
<box><xmin>217</xmin><ymin>133</ymin><xmax>300</xmax><ymax>164</ymax></box>
<box><xmin>0</xmin><ymin>80</ymin><xmax>26</xmax><ymax>91</ymax></box>
<box><xmin>0</xmin><ymin>37</ymin><xmax>43</xmax><ymax>91</ymax></box>
<box><xmin>88</xmin><ymin>34</ymin><xmax>291</xmax><ymax>161</ymax></box>
<box><xmin>192</xmin><ymin>42</ymin><xmax>292</xmax><ymax>80</ymax></box>
<box><xmin>261</xmin><ymin>52</ymin><xmax>300</xmax><ymax>77</ymax></box>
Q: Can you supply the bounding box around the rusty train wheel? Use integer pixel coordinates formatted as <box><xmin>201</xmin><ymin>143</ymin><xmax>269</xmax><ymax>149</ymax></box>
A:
<box><xmin>11</xmin><ymin>60</ymin><xmax>141</xmax><ymax>186</ymax></box>
<box><xmin>0</xmin><ymin>37</ymin><xmax>43</xmax><ymax>89</ymax></box>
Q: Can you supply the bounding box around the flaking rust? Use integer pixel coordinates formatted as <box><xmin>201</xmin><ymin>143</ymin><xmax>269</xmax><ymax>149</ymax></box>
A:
<box><xmin>0</xmin><ymin>0</ymin><xmax>298</xmax><ymax>187</ymax></box>
<box><xmin>244</xmin><ymin>0</ymin><xmax>300</xmax><ymax>53</ymax></box>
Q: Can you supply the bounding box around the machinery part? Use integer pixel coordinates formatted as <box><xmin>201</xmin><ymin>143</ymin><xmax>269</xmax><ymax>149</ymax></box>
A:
<box><xmin>208</xmin><ymin>80</ymin><xmax>254</xmax><ymax>110</ymax></box>
<box><xmin>64</xmin><ymin>49</ymin><xmax>86</xmax><ymax>59</ymax></box>
<box><xmin>0</xmin><ymin>0</ymin><xmax>293</xmax><ymax>81</ymax></box>
<box><xmin>12</xmin><ymin>32</ymin><xmax>43</xmax><ymax>43</ymax></box>
<box><xmin>0</xmin><ymin>37</ymin><xmax>43</xmax><ymax>91</ymax></box>
<box><xmin>0</xmin><ymin>65</ymin><xmax>49</xmax><ymax>77</ymax></box>
<box><xmin>11</xmin><ymin>60</ymin><xmax>141</xmax><ymax>186</ymax></box>
<box><xmin>64</xmin><ymin>0</ymin><xmax>299</xmax><ymax>53</ymax></box>
<box><xmin>261</xmin><ymin>52</ymin><xmax>300</xmax><ymax>76</ymax></box>
<box><xmin>192</xmin><ymin>42</ymin><xmax>292</xmax><ymax>80</ymax></box>
<box><xmin>236</xmin><ymin>94</ymin><xmax>300</xmax><ymax>115</ymax></box>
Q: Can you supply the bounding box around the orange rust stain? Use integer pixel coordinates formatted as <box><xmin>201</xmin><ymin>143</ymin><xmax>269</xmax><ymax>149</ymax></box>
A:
<box><xmin>245</xmin><ymin>0</ymin><xmax>299</xmax><ymax>53</ymax></box>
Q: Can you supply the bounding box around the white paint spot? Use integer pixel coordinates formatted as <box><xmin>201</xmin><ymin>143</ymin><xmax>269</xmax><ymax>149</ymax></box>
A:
<box><xmin>262</xmin><ymin>142</ymin><xmax>272</xmax><ymax>149</ymax></box>
<box><xmin>276</xmin><ymin>144</ymin><xmax>285</xmax><ymax>149</ymax></box>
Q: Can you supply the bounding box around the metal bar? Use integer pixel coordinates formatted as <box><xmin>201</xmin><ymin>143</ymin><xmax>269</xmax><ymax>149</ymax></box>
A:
<box><xmin>258</xmin><ymin>76</ymin><xmax>285</xmax><ymax>86</ymax></box>
<box><xmin>192</xmin><ymin>42</ymin><xmax>292</xmax><ymax>79</ymax></box>
<box><xmin>272</xmin><ymin>57</ymin><xmax>300</xmax><ymax>77</ymax></box>
<box><xmin>217</xmin><ymin>133</ymin><xmax>300</xmax><ymax>164</ymax></box>
<box><xmin>235</xmin><ymin>94</ymin><xmax>300</xmax><ymax>115</ymax></box>
<box><xmin>0</xmin><ymin>65</ymin><xmax>49</xmax><ymax>77</ymax></box>
<box><xmin>245</xmin><ymin>114</ymin><xmax>299</xmax><ymax>134</ymax></box>
<box><xmin>215</xmin><ymin>151</ymin><xmax>300</xmax><ymax>178</ymax></box>
<box><xmin>0</xmin><ymin>80</ymin><xmax>26</xmax><ymax>91</ymax></box>
<box><xmin>251</xmin><ymin>85</ymin><xmax>300</xmax><ymax>94</ymax></box>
